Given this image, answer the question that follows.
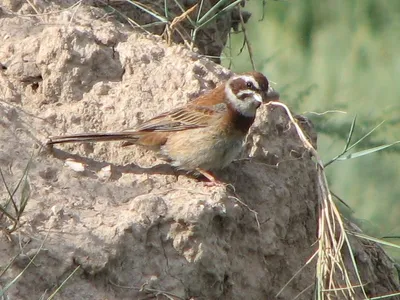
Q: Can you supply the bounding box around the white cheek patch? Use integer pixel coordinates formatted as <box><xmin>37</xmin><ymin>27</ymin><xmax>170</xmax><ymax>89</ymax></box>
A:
<box><xmin>225</xmin><ymin>84</ymin><xmax>261</xmax><ymax>117</ymax></box>
<box><xmin>225</xmin><ymin>83</ymin><xmax>237</xmax><ymax>104</ymax></box>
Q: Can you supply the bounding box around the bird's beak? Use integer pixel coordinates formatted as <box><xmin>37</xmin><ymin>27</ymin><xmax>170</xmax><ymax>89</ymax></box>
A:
<box><xmin>264</xmin><ymin>86</ymin><xmax>280</xmax><ymax>102</ymax></box>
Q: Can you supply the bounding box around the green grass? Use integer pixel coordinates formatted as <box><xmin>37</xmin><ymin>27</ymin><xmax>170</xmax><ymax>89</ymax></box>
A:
<box><xmin>0</xmin><ymin>153</ymin><xmax>80</xmax><ymax>298</ymax></box>
<box><xmin>223</xmin><ymin>0</ymin><xmax>400</xmax><ymax>260</ymax></box>
<box><xmin>0</xmin><ymin>154</ymin><xmax>33</xmax><ymax>234</ymax></box>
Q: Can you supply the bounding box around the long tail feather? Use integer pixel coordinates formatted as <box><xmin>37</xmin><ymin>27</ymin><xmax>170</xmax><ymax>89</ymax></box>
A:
<box><xmin>46</xmin><ymin>132</ymin><xmax>139</xmax><ymax>145</ymax></box>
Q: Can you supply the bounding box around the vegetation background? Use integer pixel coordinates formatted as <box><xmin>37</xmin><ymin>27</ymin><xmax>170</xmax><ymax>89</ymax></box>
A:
<box><xmin>223</xmin><ymin>0</ymin><xmax>400</xmax><ymax>259</ymax></box>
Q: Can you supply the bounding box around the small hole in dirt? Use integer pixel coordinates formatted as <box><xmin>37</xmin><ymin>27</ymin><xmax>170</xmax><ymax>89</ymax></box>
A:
<box><xmin>31</xmin><ymin>82</ymin><xmax>39</xmax><ymax>91</ymax></box>
<box><xmin>192</xmin><ymin>65</ymin><xmax>206</xmax><ymax>76</ymax></box>
<box><xmin>211</xmin><ymin>215</ymin><xmax>225</xmax><ymax>234</ymax></box>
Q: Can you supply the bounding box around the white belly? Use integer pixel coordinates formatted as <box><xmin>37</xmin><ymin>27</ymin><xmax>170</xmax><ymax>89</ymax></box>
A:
<box><xmin>161</xmin><ymin>128</ymin><xmax>245</xmax><ymax>171</ymax></box>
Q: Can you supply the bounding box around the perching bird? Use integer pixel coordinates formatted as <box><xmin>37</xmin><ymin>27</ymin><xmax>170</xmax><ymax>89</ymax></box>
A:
<box><xmin>47</xmin><ymin>71</ymin><xmax>279</xmax><ymax>181</ymax></box>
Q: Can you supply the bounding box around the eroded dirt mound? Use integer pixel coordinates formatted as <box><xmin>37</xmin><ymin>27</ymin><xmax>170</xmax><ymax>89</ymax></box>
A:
<box><xmin>1</xmin><ymin>0</ymin><xmax>245</xmax><ymax>63</ymax></box>
<box><xmin>0</xmin><ymin>2</ymin><xmax>399</xmax><ymax>300</ymax></box>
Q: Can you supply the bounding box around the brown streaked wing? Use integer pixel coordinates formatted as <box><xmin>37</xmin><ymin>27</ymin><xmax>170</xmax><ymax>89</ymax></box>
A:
<box><xmin>190</xmin><ymin>84</ymin><xmax>226</xmax><ymax>106</ymax></box>
<box><xmin>136</xmin><ymin>103</ymin><xmax>226</xmax><ymax>132</ymax></box>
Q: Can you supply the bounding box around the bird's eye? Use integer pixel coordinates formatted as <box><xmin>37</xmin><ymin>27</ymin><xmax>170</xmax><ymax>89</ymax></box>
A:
<box><xmin>246</xmin><ymin>82</ymin><xmax>254</xmax><ymax>89</ymax></box>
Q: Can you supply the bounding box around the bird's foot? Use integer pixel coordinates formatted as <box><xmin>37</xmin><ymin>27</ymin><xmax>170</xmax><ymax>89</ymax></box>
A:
<box><xmin>196</xmin><ymin>168</ymin><xmax>223</xmax><ymax>187</ymax></box>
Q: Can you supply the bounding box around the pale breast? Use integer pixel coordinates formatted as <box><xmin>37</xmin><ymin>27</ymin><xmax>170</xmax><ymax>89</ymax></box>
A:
<box><xmin>161</xmin><ymin>126</ymin><xmax>245</xmax><ymax>171</ymax></box>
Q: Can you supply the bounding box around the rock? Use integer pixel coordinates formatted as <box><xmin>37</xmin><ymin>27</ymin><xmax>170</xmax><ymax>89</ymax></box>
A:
<box><xmin>0</xmin><ymin>2</ymin><xmax>398</xmax><ymax>300</ymax></box>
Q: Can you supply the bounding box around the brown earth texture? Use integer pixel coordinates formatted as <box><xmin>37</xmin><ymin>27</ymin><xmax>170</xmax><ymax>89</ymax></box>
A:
<box><xmin>0</xmin><ymin>1</ymin><xmax>399</xmax><ymax>300</ymax></box>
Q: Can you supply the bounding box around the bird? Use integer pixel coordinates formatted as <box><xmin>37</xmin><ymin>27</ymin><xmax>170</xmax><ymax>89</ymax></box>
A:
<box><xmin>46</xmin><ymin>71</ymin><xmax>279</xmax><ymax>182</ymax></box>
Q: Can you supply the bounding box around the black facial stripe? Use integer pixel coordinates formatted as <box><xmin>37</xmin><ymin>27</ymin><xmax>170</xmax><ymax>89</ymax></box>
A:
<box><xmin>237</xmin><ymin>92</ymin><xmax>254</xmax><ymax>101</ymax></box>
<box><xmin>229</xmin><ymin>73</ymin><xmax>270</xmax><ymax>101</ymax></box>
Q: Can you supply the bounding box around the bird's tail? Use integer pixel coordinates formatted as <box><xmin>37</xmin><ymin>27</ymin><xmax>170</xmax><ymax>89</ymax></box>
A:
<box><xmin>46</xmin><ymin>131</ymin><xmax>139</xmax><ymax>145</ymax></box>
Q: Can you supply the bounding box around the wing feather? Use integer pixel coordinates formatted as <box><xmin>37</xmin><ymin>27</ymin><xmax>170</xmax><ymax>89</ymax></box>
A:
<box><xmin>136</xmin><ymin>103</ymin><xmax>227</xmax><ymax>132</ymax></box>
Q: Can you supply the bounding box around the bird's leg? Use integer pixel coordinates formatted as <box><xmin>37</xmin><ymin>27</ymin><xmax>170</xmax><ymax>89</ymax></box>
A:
<box><xmin>196</xmin><ymin>168</ymin><xmax>216</xmax><ymax>181</ymax></box>
<box><xmin>195</xmin><ymin>168</ymin><xmax>222</xmax><ymax>186</ymax></box>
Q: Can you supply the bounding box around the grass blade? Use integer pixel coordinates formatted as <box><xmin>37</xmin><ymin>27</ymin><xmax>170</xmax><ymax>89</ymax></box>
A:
<box><xmin>47</xmin><ymin>265</ymin><xmax>80</xmax><ymax>300</ymax></box>
<box><xmin>276</xmin><ymin>250</ymin><xmax>318</xmax><ymax>297</ymax></box>
<box><xmin>124</xmin><ymin>0</ymin><xmax>167</xmax><ymax>22</ymax></box>
<box><xmin>196</xmin><ymin>0</ymin><xmax>230</xmax><ymax>24</ymax></box>
<box><xmin>0</xmin><ymin>250</ymin><xmax>23</xmax><ymax>278</ymax></box>
<box><xmin>171</xmin><ymin>0</ymin><xmax>195</xmax><ymax>26</ymax></box>
<box><xmin>0</xmin><ymin>230</ymin><xmax>49</xmax><ymax>297</ymax></box>
<box><xmin>336</xmin><ymin>141</ymin><xmax>400</xmax><ymax>161</ymax></box>
<box><xmin>325</xmin><ymin>120</ymin><xmax>386</xmax><ymax>167</ymax></box>
<box><xmin>349</xmin><ymin>231</ymin><xmax>400</xmax><ymax>250</ymax></box>
<box><xmin>18</xmin><ymin>175</ymin><xmax>31</xmax><ymax>218</ymax></box>
<box><xmin>0</xmin><ymin>204</ymin><xmax>16</xmax><ymax>223</ymax></box>
<box><xmin>330</xmin><ymin>190</ymin><xmax>352</xmax><ymax>211</ymax></box>
<box><xmin>196</xmin><ymin>0</ymin><xmax>206</xmax><ymax>22</ymax></box>
<box><xmin>347</xmin><ymin>120</ymin><xmax>385</xmax><ymax>152</ymax></box>
<box><xmin>343</xmin><ymin>115</ymin><xmax>357</xmax><ymax>152</ymax></box>
<box><xmin>0</xmin><ymin>168</ymin><xmax>18</xmax><ymax>214</ymax></box>
<box><xmin>369</xmin><ymin>291</ymin><xmax>400</xmax><ymax>299</ymax></box>
<box><xmin>196</xmin><ymin>0</ymin><xmax>242</xmax><ymax>30</ymax></box>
